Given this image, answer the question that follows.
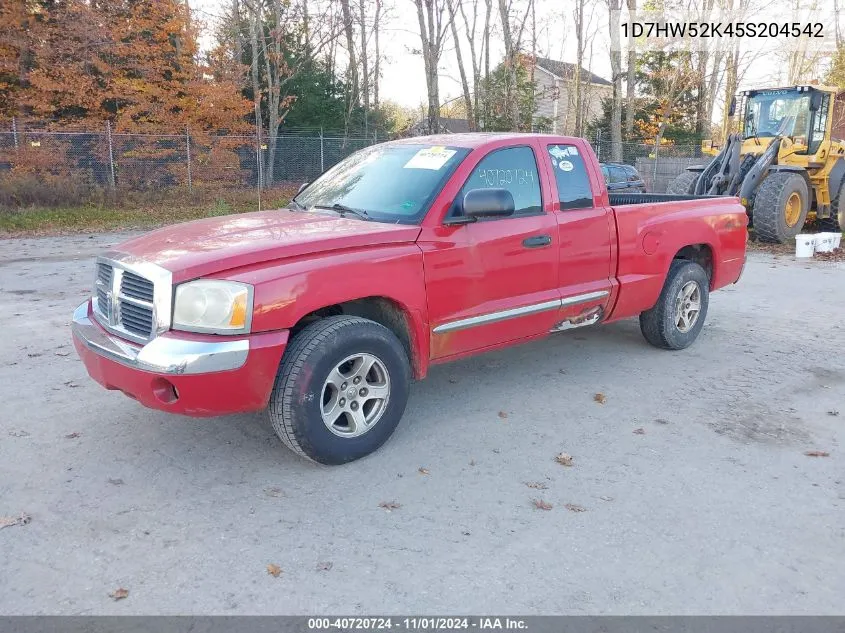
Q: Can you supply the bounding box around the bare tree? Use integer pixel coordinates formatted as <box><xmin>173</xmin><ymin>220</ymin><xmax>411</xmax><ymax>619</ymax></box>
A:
<box><xmin>456</xmin><ymin>0</ymin><xmax>490</xmax><ymax>129</ymax></box>
<box><xmin>244</xmin><ymin>0</ymin><xmax>342</xmax><ymax>186</ymax></box>
<box><xmin>497</xmin><ymin>0</ymin><xmax>534</xmax><ymax>129</ymax></box>
<box><xmin>624</xmin><ymin>0</ymin><xmax>636</xmax><ymax>140</ymax></box>
<box><xmin>448</xmin><ymin>0</ymin><xmax>475</xmax><ymax>129</ymax></box>
<box><xmin>373</xmin><ymin>0</ymin><xmax>382</xmax><ymax>110</ymax></box>
<box><xmin>607</xmin><ymin>0</ymin><xmax>623</xmax><ymax>160</ymax></box>
<box><xmin>340</xmin><ymin>0</ymin><xmax>359</xmax><ymax>111</ymax></box>
<box><xmin>413</xmin><ymin>0</ymin><xmax>452</xmax><ymax>133</ymax></box>
<box><xmin>359</xmin><ymin>0</ymin><xmax>370</xmax><ymax>132</ymax></box>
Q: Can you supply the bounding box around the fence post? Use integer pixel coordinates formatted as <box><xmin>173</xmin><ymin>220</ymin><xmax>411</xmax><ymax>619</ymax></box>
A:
<box><xmin>319</xmin><ymin>127</ymin><xmax>325</xmax><ymax>173</ymax></box>
<box><xmin>185</xmin><ymin>126</ymin><xmax>192</xmax><ymax>194</ymax></box>
<box><xmin>11</xmin><ymin>117</ymin><xmax>18</xmax><ymax>151</ymax></box>
<box><xmin>595</xmin><ymin>129</ymin><xmax>602</xmax><ymax>161</ymax></box>
<box><xmin>254</xmin><ymin>118</ymin><xmax>263</xmax><ymax>211</ymax></box>
<box><xmin>106</xmin><ymin>121</ymin><xmax>116</xmax><ymax>190</ymax></box>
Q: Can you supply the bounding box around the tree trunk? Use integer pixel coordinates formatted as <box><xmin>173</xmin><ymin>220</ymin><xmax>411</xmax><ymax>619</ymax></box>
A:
<box><xmin>573</xmin><ymin>0</ymin><xmax>585</xmax><ymax>136</ymax></box>
<box><xmin>359</xmin><ymin>0</ymin><xmax>369</xmax><ymax>133</ymax></box>
<box><xmin>248</xmin><ymin>2</ymin><xmax>264</xmax><ymax>187</ymax></box>
<box><xmin>415</xmin><ymin>0</ymin><xmax>439</xmax><ymax>133</ymax></box>
<box><xmin>721</xmin><ymin>46</ymin><xmax>739</xmax><ymax>141</ymax></box>
<box><xmin>497</xmin><ymin>0</ymin><xmax>519</xmax><ymax>130</ymax></box>
<box><xmin>449</xmin><ymin>1</ymin><xmax>474</xmax><ymax>130</ymax></box>
<box><xmin>624</xmin><ymin>0</ymin><xmax>636</xmax><ymax>140</ymax></box>
<box><xmin>608</xmin><ymin>0</ymin><xmax>622</xmax><ymax>161</ymax></box>
<box><xmin>483</xmin><ymin>0</ymin><xmax>491</xmax><ymax>128</ymax></box>
<box><xmin>374</xmin><ymin>0</ymin><xmax>382</xmax><ymax>110</ymax></box>
<box><xmin>340</xmin><ymin>0</ymin><xmax>358</xmax><ymax>110</ymax></box>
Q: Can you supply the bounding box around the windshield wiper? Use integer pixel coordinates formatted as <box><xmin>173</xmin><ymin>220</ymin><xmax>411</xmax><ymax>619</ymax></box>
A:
<box><xmin>313</xmin><ymin>203</ymin><xmax>371</xmax><ymax>221</ymax></box>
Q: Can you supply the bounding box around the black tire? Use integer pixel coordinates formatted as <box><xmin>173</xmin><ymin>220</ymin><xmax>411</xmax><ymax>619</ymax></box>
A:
<box><xmin>818</xmin><ymin>179</ymin><xmax>844</xmax><ymax>233</ymax></box>
<box><xmin>667</xmin><ymin>171</ymin><xmax>699</xmax><ymax>195</ymax></box>
<box><xmin>268</xmin><ymin>316</ymin><xmax>411</xmax><ymax>465</ymax></box>
<box><xmin>752</xmin><ymin>172</ymin><xmax>809</xmax><ymax>243</ymax></box>
<box><xmin>639</xmin><ymin>260</ymin><xmax>710</xmax><ymax>350</ymax></box>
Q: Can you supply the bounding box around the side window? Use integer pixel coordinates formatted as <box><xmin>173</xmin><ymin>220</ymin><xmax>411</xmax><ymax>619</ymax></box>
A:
<box><xmin>625</xmin><ymin>166</ymin><xmax>640</xmax><ymax>182</ymax></box>
<box><xmin>609</xmin><ymin>166</ymin><xmax>627</xmax><ymax>184</ymax></box>
<box><xmin>456</xmin><ymin>146</ymin><xmax>542</xmax><ymax>217</ymax></box>
<box><xmin>548</xmin><ymin>144</ymin><xmax>594</xmax><ymax>209</ymax></box>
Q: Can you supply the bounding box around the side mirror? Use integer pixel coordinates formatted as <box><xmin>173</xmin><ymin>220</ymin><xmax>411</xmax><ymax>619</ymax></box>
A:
<box><xmin>297</xmin><ymin>182</ymin><xmax>309</xmax><ymax>194</ymax></box>
<box><xmin>462</xmin><ymin>188</ymin><xmax>515</xmax><ymax>219</ymax></box>
<box><xmin>728</xmin><ymin>96</ymin><xmax>737</xmax><ymax>117</ymax></box>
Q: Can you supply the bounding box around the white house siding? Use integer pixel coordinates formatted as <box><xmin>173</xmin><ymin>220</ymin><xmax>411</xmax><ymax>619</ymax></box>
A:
<box><xmin>533</xmin><ymin>64</ymin><xmax>612</xmax><ymax>135</ymax></box>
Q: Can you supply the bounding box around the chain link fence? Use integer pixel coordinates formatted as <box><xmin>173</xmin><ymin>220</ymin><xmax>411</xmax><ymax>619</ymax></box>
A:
<box><xmin>592</xmin><ymin>134</ymin><xmax>710</xmax><ymax>193</ymax></box>
<box><xmin>0</xmin><ymin>119</ymin><xmax>380</xmax><ymax>209</ymax></box>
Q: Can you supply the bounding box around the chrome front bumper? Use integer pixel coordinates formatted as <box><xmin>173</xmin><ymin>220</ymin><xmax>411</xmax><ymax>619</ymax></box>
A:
<box><xmin>72</xmin><ymin>302</ymin><xmax>249</xmax><ymax>375</ymax></box>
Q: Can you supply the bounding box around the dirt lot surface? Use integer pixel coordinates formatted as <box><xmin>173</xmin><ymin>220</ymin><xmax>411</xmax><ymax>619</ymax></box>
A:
<box><xmin>0</xmin><ymin>232</ymin><xmax>843</xmax><ymax>615</ymax></box>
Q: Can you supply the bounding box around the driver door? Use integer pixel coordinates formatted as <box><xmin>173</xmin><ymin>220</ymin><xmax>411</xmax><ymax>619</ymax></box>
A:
<box><xmin>419</xmin><ymin>144</ymin><xmax>561</xmax><ymax>360</ymax></box>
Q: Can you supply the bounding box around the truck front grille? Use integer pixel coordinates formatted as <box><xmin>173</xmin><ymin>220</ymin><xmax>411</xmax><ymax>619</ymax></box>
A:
<box><xmin>93</xmin><ymin>261</ymin><xmax>164</xmax><ymax>343</ymax></box>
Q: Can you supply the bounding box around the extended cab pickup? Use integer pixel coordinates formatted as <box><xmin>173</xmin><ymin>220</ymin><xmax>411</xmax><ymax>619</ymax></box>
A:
<box><xmin>72</xmin><ymin>134</ymin><xmax>748</xmax><ymax>464</ymax></box>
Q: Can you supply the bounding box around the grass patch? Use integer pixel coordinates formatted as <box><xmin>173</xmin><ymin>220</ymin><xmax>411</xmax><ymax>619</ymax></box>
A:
<box><xmin>0</xmin><ymin>189</ymin><xmax>295</xmax><ymax>237</ymax></box>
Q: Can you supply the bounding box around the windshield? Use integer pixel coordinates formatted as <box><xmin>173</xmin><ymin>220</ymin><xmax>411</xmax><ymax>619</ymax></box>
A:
<box><xmin>294</xmin><ymin>143</ymin><xmax>470</xmax><ymax>224</ymax></box>
<box><xmin>744</xmin><ymin>89</ymin><xmax>811</xmax><ymax>138</ymax></box>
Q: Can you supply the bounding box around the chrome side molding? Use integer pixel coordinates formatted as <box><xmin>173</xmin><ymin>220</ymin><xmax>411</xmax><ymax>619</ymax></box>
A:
<box><xmin>433</xmin><ymin>290</ymin><xmax>609</xmax><ymax>334</ymax></box>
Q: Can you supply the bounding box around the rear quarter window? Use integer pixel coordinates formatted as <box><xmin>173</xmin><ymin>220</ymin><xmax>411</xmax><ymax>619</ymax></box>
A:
<box><xmin>548</xmin><ymin>144</ymin><xmax>593</xmax><ymax>209</ymax></box>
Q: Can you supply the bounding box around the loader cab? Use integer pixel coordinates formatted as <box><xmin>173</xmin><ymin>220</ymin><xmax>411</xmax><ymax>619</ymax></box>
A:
<box><xmin>741</xmin><ymin>86</ymin><xmax>836</xmax><ymax>157</ymax></box>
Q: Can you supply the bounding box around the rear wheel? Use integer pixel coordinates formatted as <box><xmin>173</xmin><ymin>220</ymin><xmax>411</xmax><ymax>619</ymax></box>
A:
<box><xmin>667</xmin><ymin>171</ymin><xmax>699</xmax><ymax>195</ymax></box>
<box><xmin>268</xmin><ymin>316</ymin><xmax>411</xmax><ymax>465</ymax></box>
<box><xmin>639</xmin><ymin>260</ymin><xmax>710</xmax><ymax>350</ymax></box>
<box><xmin>818</xmin><ymin>179</ymin><xmax>844</xmax><ymax>233</ymax></box>
<box><xmin>752</xmin><ymin>172</ymin><xmax>809</xmax><ymax>243</ymax></box>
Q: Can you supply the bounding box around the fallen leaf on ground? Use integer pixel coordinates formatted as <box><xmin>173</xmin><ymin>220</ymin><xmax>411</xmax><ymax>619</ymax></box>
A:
<box><xmin>55</xmin><ymin>351</ymin><xmax>70</xmax><ymax>357</ymax></box>
<box><xmin>594</xmin><ymin>393</ymin><xmax>606</xmax><ymax>404</ymax></box>
<box><xmin>633</xmin><ymin>427</ymin><xmax>646</xmax><ymax>435</ymax></box>
<box><xmin>108</xmin><ymin>588</ymin><xmax>129</xmax><ymax>601</ymax></box>
<box><xmin>525</xmin><ymin>481</ymin><xmax>548</xmax><ymax>490</ymax></box>
<box><xmin>469</xmin><ymin>459</ymin><xmax>476</xmax><ymax>466</ymax></box>
<box><xmin>379</xmin><ymin>501</ymin><xmax>401</xmax><ymax>511</ymax></box>
<box><xmin>532</xmin><ymin>499</ymin><xmax>553</xmax><ymax>511</ymax></box>
<box><xmin>8</xmin><ymin>430</ymin><xmax>30</xmax><ymax>438</ymax></box>
<box><xmin>108</xmin><ymin>478</ymin><xmax>125</xmax><ymax>486</ymax></box>
<box><xmin>492</xmin><ymin>448</ymin><xmax>500</xmax><ymax>454</ymax></box>
<box><xmin>27</xmin><ymin>353</ymin><xmax>42</xmax><ymax>358</ymax></box>
<box><xmin>264</xmin><ymin>487</ymin><xmax>284</xmax><ymax>498</ymax></box>
<box><xmin>316</xmin><ymin>561</ymin><xmax>333</xmax><ymax>572</ymax></box>
<box><xmin>498</xmin><ymin>411</ymin><xmax>508</xmax><ymax>419</ymax></box>
<box><xmin>599</xmin><ymin>496</ymin><xmax>613</xmax><ymax>502</ymax></box>
<box><xmin>64</xmin><ymin>381</ymin><xmax>79</xmax><ymax>388</ymax></box>
<box><xmin>418</xmin><ymin>467</ymin><xmax>430</xmax><ymax>475</ymax></box>
<box><xmin>555</xmin><ymin>452</ymin><xmax>573</xmax><ymax>467</ymax></box>
<box><xmin>448</xmin><ymin>378</ymin><xmax>458</xmax><ymax>384</ymax></box>
<box><xmin>655</xmin><ymin>418</ymin><xmax>670</xmax><ymax>425</ymax></box>
<box><xmin>565</xmin><ymin>503</ymin><xmax>587</xmax><ymax>513</ymax></box>
<box><xmin>828</xmin><ymin>410</ymin><xmax>840</xmax><ymax>417</ymax></box>
<box><xmin>0</xmin><ymin>513</ymin><xmax>31</xmax><ymax>530</ymax></box>
<box><xmin>804</xmin><ymin>450</ymin><xmax>830</xmax><ymax>457</ymax></box>
<box><xmin>65</xmin><ymin>432</ymin><xmax>81</xmax><ymax>439</ymax></box>
<box><xmin>266</xmin><ymin>564</ymin><xmax>282</xmax><ymax>578</ymax></box>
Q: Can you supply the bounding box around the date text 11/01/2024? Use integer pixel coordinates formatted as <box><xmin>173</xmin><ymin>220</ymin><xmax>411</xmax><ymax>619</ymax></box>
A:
<box><xmin>307</xmin><ymin>618</ymin><xmax>528</xmax><ymax>630</ymax></box>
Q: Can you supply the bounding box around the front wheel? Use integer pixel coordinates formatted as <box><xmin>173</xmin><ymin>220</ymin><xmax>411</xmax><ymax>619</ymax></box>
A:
<box><xmin>639</xmin><ymin>260</ymin><xmax>710</xmax><ymax>350</ymax></box>
<box><xmin>268</xmin><ymin>316</ymin><xmax>411</xmax><ymax>465</ymax></box>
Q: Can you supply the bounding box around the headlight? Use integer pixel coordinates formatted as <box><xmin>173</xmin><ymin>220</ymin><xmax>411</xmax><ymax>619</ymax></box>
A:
<box><xmin>172</xmin><ymin>280</ymin><xmax>253</xmax><ymax>334</ymax></box>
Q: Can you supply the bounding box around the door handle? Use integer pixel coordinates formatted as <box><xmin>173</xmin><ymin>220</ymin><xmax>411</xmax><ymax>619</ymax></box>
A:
<box><xmin>522</xmin><ymin>234</ymin><xmax>552</xmax><ymax>248</ymax></box>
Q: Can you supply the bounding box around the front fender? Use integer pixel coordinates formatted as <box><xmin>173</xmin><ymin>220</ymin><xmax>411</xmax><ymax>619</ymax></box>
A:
<box><xmin>220</xmin><ymin>244</ymin><xmax>431</xmax><ymax>377</ymax></box>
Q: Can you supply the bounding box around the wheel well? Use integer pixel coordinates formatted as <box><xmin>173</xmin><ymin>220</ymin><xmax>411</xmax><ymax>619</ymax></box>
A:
<box><xmin>291</xmin><ymin>297</ymin><xmax>415</xmax><ymax>371</ymax></box>
<box><xmin>673</xmin><ymin>244</ymin><xmax>713</xmax><ymax>283</ymax></box>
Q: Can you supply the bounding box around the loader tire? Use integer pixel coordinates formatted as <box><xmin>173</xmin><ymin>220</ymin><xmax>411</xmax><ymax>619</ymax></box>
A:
<box><xmin>818</xmin><ymin>179</ymin><xmax>844</xmax><ymax>233</ymax></box>
<box><xmin>752</xmin><ymin>172</ymin><xmax>809</xmax><ymax>243</ymax></box>
<box><xmin>667</xmin><ymin>171</ymin><xmax>699</xmax><ymax>195</ymax></box>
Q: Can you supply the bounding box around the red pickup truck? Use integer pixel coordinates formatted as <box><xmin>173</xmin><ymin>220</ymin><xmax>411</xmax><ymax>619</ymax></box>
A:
<box><xmin>72</xmin><ymin>134</ymin><xmax>747</xmax><ymax>464</ymax></box>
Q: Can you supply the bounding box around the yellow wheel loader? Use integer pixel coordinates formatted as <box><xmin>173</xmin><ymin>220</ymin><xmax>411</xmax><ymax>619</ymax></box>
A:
<box><xmin>668</xmin><ymin>85</ymin><xmax>845</xmax><ymax>243</ymax></box>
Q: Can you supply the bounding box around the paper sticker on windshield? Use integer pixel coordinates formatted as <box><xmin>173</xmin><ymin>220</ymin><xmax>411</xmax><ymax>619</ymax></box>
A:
<box><xmin>404</xmin><ymin>146</ymin><xmax>456</xmax><ymax>170</ymax></box>
<box><xmin>559</xmin><ymin>160</ymin><xmax>574</xmax><ymax>172</ymax></box>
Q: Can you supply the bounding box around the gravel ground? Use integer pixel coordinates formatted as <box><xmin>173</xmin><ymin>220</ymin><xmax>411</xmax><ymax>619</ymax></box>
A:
<box><xmin>0</xmin><ymin>232</ymin><xmax>843</xmax><ymax>615</ymax></box>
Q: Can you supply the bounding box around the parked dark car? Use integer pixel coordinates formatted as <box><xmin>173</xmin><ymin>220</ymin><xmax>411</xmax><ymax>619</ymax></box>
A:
<box><xmin>600</xmin><ymin>162</ymin><xmax>646</xmax><ymax>193</ymax></box>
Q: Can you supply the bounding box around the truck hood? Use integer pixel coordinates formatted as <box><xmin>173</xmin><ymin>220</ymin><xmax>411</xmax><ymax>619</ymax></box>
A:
<box><xmin>114</xmin><ymin>209</ymin><xmax>422</xmax><ymax>282</ymax></box>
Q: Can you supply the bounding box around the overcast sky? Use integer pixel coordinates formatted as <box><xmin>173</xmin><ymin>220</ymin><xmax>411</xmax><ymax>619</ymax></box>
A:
<box><xmin>189</xmin><ymin>0</ymin><xmax>834</xmax><ymax>117</ymax></box>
